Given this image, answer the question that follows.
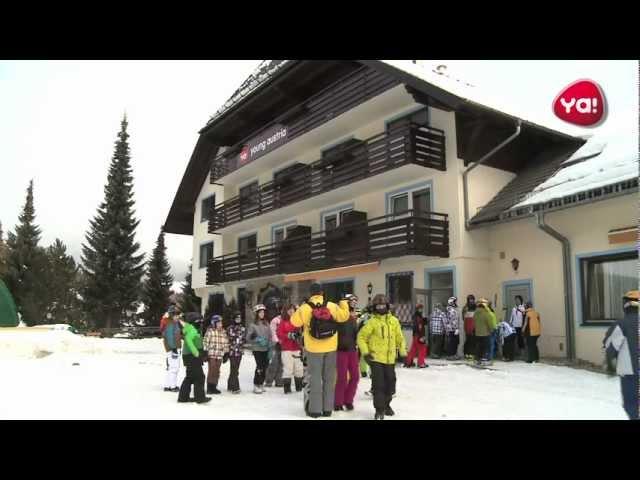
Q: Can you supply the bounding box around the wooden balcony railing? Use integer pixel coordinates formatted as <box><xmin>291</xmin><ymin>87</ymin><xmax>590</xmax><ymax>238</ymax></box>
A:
<box><xmin>208</xmin><ymin>122</ymin><xmax>446</xmax><ymax>232</ymax></box>
<box><xmin>207</xmin><ymin>210</ymin><xmax>449</xmax><ymax>284</ymax></box>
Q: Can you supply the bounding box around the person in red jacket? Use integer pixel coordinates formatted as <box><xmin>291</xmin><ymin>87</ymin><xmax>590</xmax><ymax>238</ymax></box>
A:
<box><xmin>405</xmin><ymin>304</ymin><xmax>429</xmax><ymax>368</ymax></box>
<box><xmin>276</xmin><ymin>304</ymin><xmax>304</xmax><ymax>394</ymax></box>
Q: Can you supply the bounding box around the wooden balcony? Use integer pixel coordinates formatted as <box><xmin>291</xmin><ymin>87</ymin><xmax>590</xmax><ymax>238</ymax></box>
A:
<box><xmin>207</xmin><ymin>210</ymin><xmax>449</xmax><ymax>284</ymax></box>
<box><xmin>208</xmin><ymin>122</ymin><xmax>446</xmax><ymax>232</ymax></box>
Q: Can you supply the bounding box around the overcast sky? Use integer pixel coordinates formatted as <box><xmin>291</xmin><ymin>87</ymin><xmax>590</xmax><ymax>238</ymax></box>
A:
<box><xmin>0</xmin><ymin>60</ymin><xmax>637</xmax><ymax>288</ymax></box>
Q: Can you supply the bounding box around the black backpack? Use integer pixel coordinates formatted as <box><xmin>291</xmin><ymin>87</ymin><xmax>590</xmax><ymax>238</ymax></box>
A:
<box><xmin>307</xmin><ymin>299</ymin><xmax>337</xmax><ymax>340</ymax></box>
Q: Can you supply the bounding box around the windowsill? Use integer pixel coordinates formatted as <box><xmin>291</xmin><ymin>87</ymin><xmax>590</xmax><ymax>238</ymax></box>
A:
<box><xmin>580</xmin><ymin>322</ymin><xmax>616</xmax><ymax>328</ymax></box>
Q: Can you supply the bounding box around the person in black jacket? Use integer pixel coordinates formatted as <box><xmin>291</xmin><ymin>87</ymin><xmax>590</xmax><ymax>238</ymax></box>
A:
<box><xmin>334</xmin><ymin>294</ymin><xmax>360</xmax><ymax>412</ymax></box>
<box><xmin>405</xmin><ymin>304</ymin><xmax>429</xmax><ymax>368</ymax></box>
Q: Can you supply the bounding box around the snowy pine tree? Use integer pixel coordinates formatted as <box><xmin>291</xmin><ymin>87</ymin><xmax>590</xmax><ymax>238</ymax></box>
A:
<box><xmin>44</xmin><ymin>239</ymin><xmax>81</xmax><ymax>324</ymax></box>
<box><xmin>178</xmin><ymin>262</ymin><xmax>201</xmax><ymax>314</ymax></box>
<box><xmin>5</xmin><ymin>180</ymin><xmax>49</xmax><ymax>325</ymax></box>
<box><xmin>0</xmin><ymin>221</ymin><xmax>8</xmax><ymax>279</ymax></box>
<box><xmin>140</xmin><ymin>228</ymin><xmax>173</xmax><ymax>326</ymax></box>
<box><xmin>81</xmin><ymin>115</ymin><xmax>145</xmax><ymax>329</ymax></box>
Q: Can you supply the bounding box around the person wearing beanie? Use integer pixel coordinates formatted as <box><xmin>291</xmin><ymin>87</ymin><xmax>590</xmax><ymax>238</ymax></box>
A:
<box><xmin>177</xmin><ymin>313</ymin><xmax>211</xmax><ymax>404</ymax></box>
<box><xmin>162</xmin><ymin>306</ymin><xmax>182</xmax><ymax>392</ymax></box>
<box><xmin>473</xmin><ymin>298</ymin><xmax>493</xmax><ymax>366</ymax></box>
<box><xmin>334</xmin><ymin>294</ymin><xmax>361</xmax><ymax>412</ymax></box>
<box><xmin>405</xmin><ymin>303</ymin><xmax>428</xmax><ymax>368</ymax></box>
<box><xmin>522</xmin><ymin>301</ymin><xmax>541</xmax><ymax>363</ymax></box>
<box><xmin>604</xmin><ymin>290</ymin><xmax>639</xmax><ymax>420</ymax></box>
<box><xmin>246</xmin><ymin>304</ymin><xmax>273</xmax><ymax>394</ymax></box>
<box><xmin>290</xmin><ymin>282</ymin><xmax>350</xmax><ymax>418</ymax></box>
<box><xmin>357</xmin><ymin>293</ymin><xmax>407</xmax><ymax>420</ymax></box>
<box><xmin>277</xmin><ymin>304</ymin><xmax>305</xmax><ymax>394</ymax></box>
<box><xmin>226</xmin><ymin>312</ymin><xmax>246</xmax><ymax>394</ymax></box>
<box><xmin>203</xmin><ymin>314</ymin><xmax>230</xmax><ymax>395</ymax></box>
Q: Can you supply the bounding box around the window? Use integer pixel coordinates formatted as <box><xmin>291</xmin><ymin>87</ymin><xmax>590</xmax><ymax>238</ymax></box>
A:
<box><xmin>238</xmin><ymin>234</ymin><xmax>257</xmax><ymax>259</ymax></box>
<box><xmin>239</xmin><ymin>181</ymin><xmax>259</xmax><ymax>209</ymax></box>
<box><xmin>386</xmin><ymin>107</ymin><xmax>429</xmax><ymax>132</ymax></box>
<box><xmin>273</xmin><ymin>224</ymin><xmax>297</xmax><ymax>245</ymax></box>
<box><xmin>321</xmin><ymin>280</ymin><xmax>354</xmax><ymax>303</ymax></box>
<box><xmin>390</xmin><ymin>186</ymin><xmax>430</xmax><ymax>217</ymax></box>
<box><xmin>323</xmin><ymin>207</ymin><xmax>353</xmax><ymax>231</ymax></box>
<box><xmin>580</xmin><ymin>251</ymin><xmax>637</xmax><ymax>325</ymax></box>
<box><xmin>199</xmin><ymin>242</ymin><xmax>214</xmax><ymax>269</ymax></box>
<box><xmin>425</xmin><ymin>270</ymin><xmax>453</xmax><ymax>314</ymax></box>
<box><xmin>200</xmin><ymin>195</ymin><xmax>215</xmax><ymax>223</ymax></box>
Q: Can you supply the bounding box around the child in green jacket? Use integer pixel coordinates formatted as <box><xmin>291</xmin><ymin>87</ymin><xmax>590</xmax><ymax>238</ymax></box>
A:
<box><xmin>177</xmin><ymin>314</ymin><xmax>211</xmax><ymax>404</ymax></box>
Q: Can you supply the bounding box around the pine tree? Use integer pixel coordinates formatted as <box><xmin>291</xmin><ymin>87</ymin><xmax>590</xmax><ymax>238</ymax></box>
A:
<box><xmin>5</xmin><ymin>180</ymin><xmax>48</xmax><ymax>325</ymax></box>
<box><xmin>141</xmin><ymin>228</ymin><xmax>173</xmax><ymax>326</ymax></box>
<box><xmin>81</xmin><ymin>116</ymin><xmax>145</xmax><ymax>329</ymax></box>
<box><xmin>44</xmin><ymin>239</ymin><xmax>81</xmax><ymax>324</ymax></box>
<box><xmin>178</xmin><ymin>262</ymin><xmax>201</xmax><ymax>314</ymax></box>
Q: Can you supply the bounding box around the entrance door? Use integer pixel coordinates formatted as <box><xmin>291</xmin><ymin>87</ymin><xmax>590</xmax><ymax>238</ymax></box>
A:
<box><xmin>503</xmin><ymin>281</ymin><xmax>532</xmax><ymax>320</ymax></box>
<box><xmin>387</xmin><ymin>272</ymin><xmax>414</xmax><ymax>329</ymax></box>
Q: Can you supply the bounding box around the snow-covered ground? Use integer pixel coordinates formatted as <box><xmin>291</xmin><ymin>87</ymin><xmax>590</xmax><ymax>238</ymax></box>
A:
<box><xmin>0</xmin><ymin>329</ymin><xmax>628</xmax><ymax>420</ymax></box>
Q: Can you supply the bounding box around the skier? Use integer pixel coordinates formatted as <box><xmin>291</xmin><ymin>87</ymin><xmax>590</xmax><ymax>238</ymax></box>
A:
<box><xmin>445</xmin><ymin>296</ymin><xmax>460</xmax><ymax>360</ymax></box>
<box><xmin>246</xmin><ymin>304</ymin><xmax>273</xmax><ymax>394</ymax></box>
<box><xmin>177</xmin><ymin>313</ymin><xmax>211</xmax><ymax>404</ymax></box>
<box><xmin>603</xmin><ymin>290</ymin><xmax>639</xmax><ymax>420</ymax></box>
<box><xmin>162</xmin><ymin>306</ymin><xmax>182</xmax><ymax>392</ymax></box>
<box><xmin>277</xmin><ymin>304</ymin><xmax>305</xmax><ymax>394</ymax></box>
<box><xmin>264</xmin><ymin>307</ymin><xmax>284</xmax><ymax>388</ymax></box>
<box><xmin>473</xmin><ymin>298</ymin><xmax>493</xmax><ymax>366</ymax></box>
<box><xmin>290</xmin><ymin>283</ymin><xmax>350</xmax><ymax>418</ymax></box>
<box><xmin>202</xmin><ymin>314</ymin><xmax>230</xmax><ymax>395</ymax></box>
<box><xmin>226</xmin><ymin>312</ymin><xmax>246</xmax><ymax>394</ymax></box>
<box><xmin>462</xmin><ymin>295</ymin><xmax>477</xmax><ymax>360</ymax></box>
<box><xmin>334</xmin><ymin>294</ymin><xmax>360</xmax><ymax>412</ymax></box>
<box><xmin>405</xmin><ymin>303</ymin><xmax>428</xmax><ymax>368</ymax></box>
<box><xmin>357</xmin><ymin>294</ymin><xmax>407</xmax><ymax>420</ymax></box>
<box><xmin>509</xmin><ymin>295</ymin><xmax>526</xmax><ymax>358</ymax></box>
<box><xmin>487</xmin><ymin>301</ymin><xmax>498</xmax><ymax>361</ymax></box>
<box><xmin>429</xmin><ymin>303</ymin><xmax>446</xmax><ymax>358</ymax></box>
<box><xmin>522</xmin><ymin>301</ymin><xmax>541</xmax><ymax>363</ymax></box>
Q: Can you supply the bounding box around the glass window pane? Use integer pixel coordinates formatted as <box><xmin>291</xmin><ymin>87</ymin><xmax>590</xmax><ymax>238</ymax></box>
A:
<box><xmin>585</xmin><ymin>256</ymin><xmax>637</xmax><ymax>322</ymax></box>
<box><xmin>200</xmin><ymin>242</ymin><xmax>213</xmax><ymax>268</ymax></box>
<box><xmin>391</xmin><ymin>194</ymin><xmax>409</xmax><ymax>215</ymax></box>
<box><xmin>412</xmin><ymin>189</ymin><xmax>430</xmax><ymax>213</ymax></box>
<box><xmin>325</xmin><ymin>214</ymin><xmax>337</xmax><ymax>231</ymax></box>
<box><xmin>429</xmin><ymin>271</ymin><xmax>453</xmax><ymax>290</ymax></box>
<box><xmin>339</xmin><ymin>209</ymin><xmax>353</xmax><ymax>225</ymax></box>
<box><xmin>274</xmin><ymin>229</ymin><xmax>284</xmax><ymax>245</ymax></box>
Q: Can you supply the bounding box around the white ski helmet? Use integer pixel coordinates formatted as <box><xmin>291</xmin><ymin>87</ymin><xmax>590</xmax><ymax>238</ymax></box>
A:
<box><xmin>253</xmin><ymin>304</ymin><xmax>267</xmax><ymax>313</ymax></box>
<box><xmin>447</xmin><ymin>296</ymin><xmax>458</xmax><ymax>307</ymax></box>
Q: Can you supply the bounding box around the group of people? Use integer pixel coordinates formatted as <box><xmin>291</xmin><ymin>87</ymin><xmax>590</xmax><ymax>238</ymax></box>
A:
<box><xmin>159</xmin><ymin>283</ymin><xmax>406</xmax><ymax>420</ymax></box>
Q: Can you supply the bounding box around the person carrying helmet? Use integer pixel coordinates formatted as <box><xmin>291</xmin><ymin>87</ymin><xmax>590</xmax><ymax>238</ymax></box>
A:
<box><xmin>603</xmin><ymin>290</ymin><xmax>638</xmax><ymax>420</ymax></box>
<box><xmin>357</xmin><ymin>293</ymin><xmax>407</xmax><ymax>420</ymax></box>
<box><xmin>202</xmin><ymin>314</ymin><xmax>230</xmax><ymax>395</ymax></box>
<box><xmin>445</xmin><ymin>296</ymin><xmax>460</xmax><ymax>360</ymax></box>
<box><xmin>246</xmin><ymin>304</ymin><xmax>273</xmax><ymax>394</ymax></box>
<box><xmin>405</xmin><ymin>303</ymin><xmax>428</xmax><ymax>368</ymax></box>
<box><xmin>290</xmin><ymin>283</ymin><xmax>350</xmax><ymax>418</ymax></box>
<box><xmin>334</xmin><ymin>294</ymin><xmax>361</xmax><ymax>412</ymax></box>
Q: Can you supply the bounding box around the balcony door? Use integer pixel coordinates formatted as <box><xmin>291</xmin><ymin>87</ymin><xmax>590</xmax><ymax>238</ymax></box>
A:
<box><xmin>238</xmin><ymin>234</ymin><xmax>257</xmax><ymax>260</ymax></box>
<box><xmin>389</xmin><ymin>187</ymin><xmax>430</xmax><ymax>219</ymax></box>
<box><xmin>387</xmin><ymin>272</ymin><xmax>414</xmax><ymax>328</ymax></box>
<box><xmin>239</xmin><ymin>181</ymin><xmax>259</xmax><ymax>218</ymax></box>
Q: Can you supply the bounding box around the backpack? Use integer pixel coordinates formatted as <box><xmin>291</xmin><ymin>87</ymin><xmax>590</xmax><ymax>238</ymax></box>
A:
<box><xmin>307</xmin><ymin>299</ymin><xmax>337</xmax><ymax>340</ymax></box>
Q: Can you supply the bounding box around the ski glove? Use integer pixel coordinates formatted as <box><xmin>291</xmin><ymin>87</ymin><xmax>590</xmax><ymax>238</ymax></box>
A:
<box><xmin>419</xmin><ymin>337</ymin><xmax>426</xmax><ymax>343</ymax></box>
<box><xmin>364</xmin><ymin>354</ymin><xmax>374</xmax><ymax>364</ymax></box>
<box><xmin>222</xmin><ymin>353</ymin><xmax>229</xmax><ymax>364</ymax></box>
<box><xmin>397</xmin><ymin>355</ymin><xmax>406</xmax><ymax>364</ymax></box>
<box><xmin>454</xmin><ymin>330</ymin><xmax>459</xmax><ymax>336</ymax></box>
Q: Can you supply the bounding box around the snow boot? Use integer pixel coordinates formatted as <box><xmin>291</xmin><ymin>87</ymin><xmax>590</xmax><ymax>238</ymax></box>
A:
<box><xmin>334</xmin><ymin>405</ymin><xmax>344</xmax><ymax>412</ymax></box>
<box><xmin>253</xmin><ymin>385</ymin><xmax>263</xmax><ymax>394</ymax></box>
<box><xmin>307</xmin><ymin>411</ymin><xmax>321</xmax><ymax>418</ymax></box>
<box><xmin>283</xmin><ymin>379</ymin><xmax>292</xmax><ymax>394</ymax></box>
<box><xmin>211</xmin><ymin>383</ymin><xmax>221</xmax><ymax>394</ymax></box>
<box><xmin>384</xmin><ymin>406</ymin><xmax>395</xmax><ymax>416</ymax></box>
<box><xmin>345</xmin><ymin>403</ymin><xmax>354</xmax><ymax>411</ymax></box>
<box><xmin>294</xmin><ymin>377</ymin><xmax>304</xmax><ymax>392</ymax></box>
<box><xmin>374</xmin><ymin>411</ymin><xmax>384</xmax><ymax>420</ymax></box>
<box><xmin>322</xmin><ymin>411</ymin><xmax>332</xmax><ymax>417</ymax></box>
<box><xmin>207</xmin><ymin>383</ymin><xmax>216</xmax><ymax>394</ymax></box>
<box><xmin>196</xmin><ymin>396</ymin><xmax>212</xmax><ymax>404</ymax></box>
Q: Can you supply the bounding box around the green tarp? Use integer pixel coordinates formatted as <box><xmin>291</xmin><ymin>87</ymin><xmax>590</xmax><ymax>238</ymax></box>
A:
<box><xmin>0</xmin><ymin>278</ymin><xmax>19</xmax><ymax>327</ymax></box>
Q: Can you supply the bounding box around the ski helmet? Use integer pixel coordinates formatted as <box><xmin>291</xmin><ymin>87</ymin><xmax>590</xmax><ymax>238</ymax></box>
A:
<box><xmin>447</xmin><ymin>296</ymin><xmax>458</xmax><ymax>307</ymax></box>
<box><xmin>253</xmin><ymin>304</ymin><xmax>266</xmax><ymax>313</ymax></box>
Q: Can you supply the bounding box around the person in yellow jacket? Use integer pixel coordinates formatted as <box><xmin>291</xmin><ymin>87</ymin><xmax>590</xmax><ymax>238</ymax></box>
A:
<box><xmin>357</xmin><ymin>294</ymin><xmax>407</xmax><ymax>420</ymax></box>
<box><xmin>290</xmin><ymin>283</ymin><xmax>350</xmax><ymax>418</ymax></box>
<box><xmin>522</xmin><ymin>301</ymin><xmax>541</xmax><ymax>363</ymax></box>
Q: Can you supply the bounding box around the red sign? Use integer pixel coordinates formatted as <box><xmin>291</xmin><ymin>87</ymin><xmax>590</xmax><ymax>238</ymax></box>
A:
<box><xmin>552</xmin><ymin>79</ymin><xmax>606</xmax><ymax>127</ymax></box>
<box><xmin>239</xmin><ymin>146</ymin><xmax>250</xmax><ymax>166</ymax></box>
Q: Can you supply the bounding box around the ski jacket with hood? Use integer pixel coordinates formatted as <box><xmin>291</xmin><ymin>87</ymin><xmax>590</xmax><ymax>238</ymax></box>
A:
<box><xmin>246</xmin><ymin>321</ymin><xmax>273</xmax><ymax>352</ymax></box>
<box><xmin>290</xmin><ymin>295</ymin><xmax>350</xmax><ymax>353</ymax></box>
<box><xmin>203</xmin><ymin>327</ymin><xmax>230</xmax><ymax>359</ymax></box>
<box><xmin>357</xmin><ymin>312</ymin><xmax>407</xmax><ymax>365</ymax></box>
<box><xmin>181</xmin><ymin>322</ymin><xmax>203</xmax><ymax>357</ymax></box>
<box><xmin>604</xmin><ymin>307</ymin><xmax>639</xmax><ymax>376</ymax></box>
<box><xmin>227</xmin><ymin>324</ymin><xmax>247</xmax><ymax>357</ymax></box>
<box><xmin>473</xmin><ymin>306</ymin><xmax>493</xmax><ymax>337</ymax></box>
<box><xmin>277</xmin><ymin>317</ymin><xmax>302</xmax><ymax>352</ymax></box>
